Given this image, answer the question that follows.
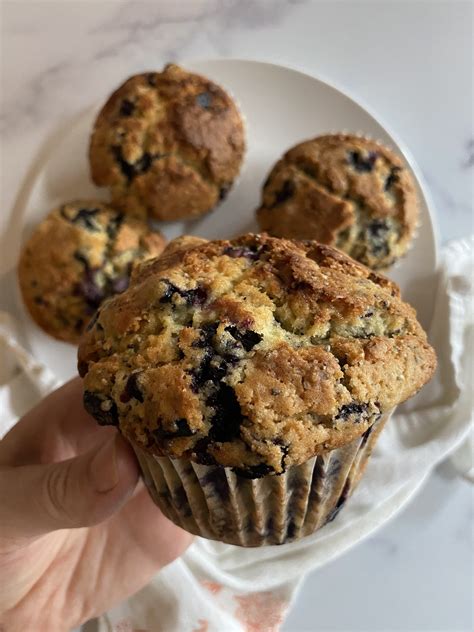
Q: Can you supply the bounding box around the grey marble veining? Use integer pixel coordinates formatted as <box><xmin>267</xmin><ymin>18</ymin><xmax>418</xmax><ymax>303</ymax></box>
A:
<box><xmin>1</xmin><ymin>2</ymin><xmax>472</xmax><ymax>630</ymax></box>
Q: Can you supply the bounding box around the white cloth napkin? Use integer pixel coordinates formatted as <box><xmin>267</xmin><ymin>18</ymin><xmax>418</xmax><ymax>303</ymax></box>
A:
<box><xmin>1</xmin><ymin>237</ymin><xmax>472</xmax><ymax>632</ymax></box>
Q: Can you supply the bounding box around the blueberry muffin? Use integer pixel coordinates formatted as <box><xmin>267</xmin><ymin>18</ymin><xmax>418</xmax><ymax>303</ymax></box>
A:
<box><xmin>89</xmin><ymin>63</ymin><xmax>245</xmax><ymax>221</ymax></box>
<box><xmin>78</xmin><ymin>234</ymin><xmax>435</xmax><ymax>545</ymax></box>
<box><xmin>256</xmin><ymin>134</ymin><xmax>419</xmax><ymax>269</ymax></box>
<box><xmin>18</xmin><ymin>200</ymin><xmax>166</xmax><ymax>343</ymax></box>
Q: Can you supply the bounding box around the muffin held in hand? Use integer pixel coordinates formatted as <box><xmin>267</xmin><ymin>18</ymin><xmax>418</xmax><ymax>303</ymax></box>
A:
<box><xmin>256</xmin><ymin>134</ymin><xmax>419</xmax><ymax>269</ymax></box>
<box><xmin>78</xmin><ymin>234</ymin><xmax>435</xmax><ymax>546</ymax></box>
<box><xmin>18</xmin><ymin>200</ymin><xmax>166</xmax><ymax>343</ymax></box>
<box><xmin>89</xmin><ymin>63</ymin><xmax>245</xmax><ymax>221</ymax></box>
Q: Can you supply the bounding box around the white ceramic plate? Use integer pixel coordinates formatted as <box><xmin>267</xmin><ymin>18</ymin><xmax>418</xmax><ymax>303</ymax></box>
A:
<box><xmin>16</xmin><ymin>59</ymin><xmax>438</xmax><ymax>380</ymax></box>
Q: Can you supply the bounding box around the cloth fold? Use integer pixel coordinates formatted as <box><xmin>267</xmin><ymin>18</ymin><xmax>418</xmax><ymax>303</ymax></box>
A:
<box><xmin>1</xmin><ymin>237</ymin><xmax>472</xmax><ymax>632</ymax></box>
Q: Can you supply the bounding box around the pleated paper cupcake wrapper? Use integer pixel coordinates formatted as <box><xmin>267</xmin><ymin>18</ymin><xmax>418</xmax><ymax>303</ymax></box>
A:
<box><xmin>132</xmin><ymin>411</ymin><xmax>392</xmax><ymax>547</ymax></box>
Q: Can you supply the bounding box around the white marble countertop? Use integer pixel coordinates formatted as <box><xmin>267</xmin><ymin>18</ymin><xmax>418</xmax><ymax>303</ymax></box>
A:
<box><xmin>1</xmin><ymin>2</ymin><xmax>472</xmax><ymax>631</ymax></box>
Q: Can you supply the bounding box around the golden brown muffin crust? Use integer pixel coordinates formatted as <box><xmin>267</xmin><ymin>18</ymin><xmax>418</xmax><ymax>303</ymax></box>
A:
<box><xmin>257</xmin><ymin>134</ymin><xmax>419</xmax><ymax>269</ymax></box>
<box><xmin>79</xmin><ymin>233</ymin><xmax>436</xmax><ymax>476</ymax></box>
<box><xmin>18</xmin><ymin>201</ymin><xmax>166</xmax><ymax>343</ymax></box>
<box><xmin>90</xmin><ymin>64</ymin><xmax>245</xmax><ymax>221</ymax></box>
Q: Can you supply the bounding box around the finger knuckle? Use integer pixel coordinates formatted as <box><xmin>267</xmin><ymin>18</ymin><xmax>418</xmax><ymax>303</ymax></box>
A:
<box><xmin>42</xmin><ymin>461</ymin><xmax>76</xmax><ymax>527</ymax></box>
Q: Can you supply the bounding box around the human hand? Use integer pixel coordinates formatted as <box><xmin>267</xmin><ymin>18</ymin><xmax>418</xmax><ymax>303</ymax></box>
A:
<box><xmin>0</xmin><ymin>378</ymin><xmax>193</xmax><ymax>631</ymax></box>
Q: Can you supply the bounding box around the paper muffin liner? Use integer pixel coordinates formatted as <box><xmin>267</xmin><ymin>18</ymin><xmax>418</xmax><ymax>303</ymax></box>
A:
<box><xmin>132</xmin><ymin>410</ymin><xmax>392</xmax><ymax>547</ymax></box>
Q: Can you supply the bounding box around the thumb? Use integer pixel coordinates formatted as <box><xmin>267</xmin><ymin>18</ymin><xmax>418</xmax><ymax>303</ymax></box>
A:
<box><xmin>0</xmin><ymin>434</ymin><xmax>139</xmax><ymax>540</ymax></box>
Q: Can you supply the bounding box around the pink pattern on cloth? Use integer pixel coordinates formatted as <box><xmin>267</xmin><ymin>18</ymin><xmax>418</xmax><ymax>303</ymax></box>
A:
<box><xmin>201</xmin><ymin>580</ymin><xmax>223</xmax><ymax>595</ymax></box>
<box><xmin>192</xmin><ymin>619</ymin><xmax>209</xmax><ymax>632</ymax></box>
<box><xmin>234</xmin><ymin>592</ymin><xmax>288</xmax><ymax>632</ymax></box>
<box><xmin>113</xmin><ymin>620</ymin><xmax>148</xmax><ymax>632</ymax></box>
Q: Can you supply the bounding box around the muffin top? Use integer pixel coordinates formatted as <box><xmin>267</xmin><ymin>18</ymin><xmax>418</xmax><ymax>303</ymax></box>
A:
<box><xmin>18</xmin><ymin>200</ymin><xmax>166</xmax><ymax>343</ymax></box>
<box><xmin>89</xmin><ymin>63</ymin><xmax>245</xmax><ymax>221</ymax></box>
<box><xmin>256</xmin><ymin>134</ymin><xmax>419</xmax><ymax>269</ymax></box>
<box><xmin>78</xmin><ymin>233</ymin><xmax>436</xmax><ymax>477</ymax></box>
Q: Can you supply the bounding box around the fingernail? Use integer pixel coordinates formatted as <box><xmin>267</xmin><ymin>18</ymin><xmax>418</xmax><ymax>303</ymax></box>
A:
<box><xmin>90</xmin><ymin>436</ymin><xmax>119</xmax><ymax>493</ymax></box>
